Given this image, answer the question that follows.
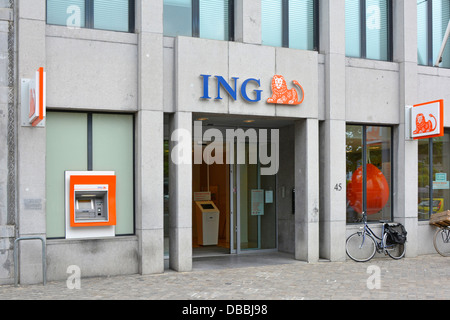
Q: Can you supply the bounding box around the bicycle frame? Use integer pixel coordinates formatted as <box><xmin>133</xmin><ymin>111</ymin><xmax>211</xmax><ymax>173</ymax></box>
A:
<box><xmin>358</xmin><ymin>216</ymin><xmax>389</xmax><ymax>253</ymax></box>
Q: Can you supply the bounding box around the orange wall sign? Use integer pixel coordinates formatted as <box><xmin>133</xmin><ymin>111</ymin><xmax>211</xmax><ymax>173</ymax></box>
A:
<box><xmin>28</xmin><ymin>67</ymin><xmax>46</xmax><ymax>127</ymax></box>
<box><xmin>411</xmin><ymin>99</ymin><xmax>444</xmax><ymax>140</ymax></box>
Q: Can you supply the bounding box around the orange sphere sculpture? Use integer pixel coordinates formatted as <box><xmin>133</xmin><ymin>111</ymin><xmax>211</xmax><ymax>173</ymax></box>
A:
<box><xmin>347</xmin><ymin>164</ymin><xmax>389</xmax><ymax>215</ymax></box>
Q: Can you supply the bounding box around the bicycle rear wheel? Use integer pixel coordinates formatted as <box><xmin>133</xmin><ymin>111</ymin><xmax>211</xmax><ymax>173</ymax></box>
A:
<box><xmin>433</xmin><ymin>227</ymin><xmax>450</xmax><ymax>257</ymax></box>
<box><xmin>382</xmin><ymin>233</ymin><xmax>406</xmax><ymax>259</ymax></box>
<box><xmin>346</xmin><ymin>232</ymin><xmax>376</xmax><ymax>262</ymax></box>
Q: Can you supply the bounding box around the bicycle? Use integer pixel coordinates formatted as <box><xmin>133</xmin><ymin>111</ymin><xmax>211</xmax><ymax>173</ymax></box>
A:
<box><xmin>346</xmin><ymin>214</ymin><xmax>406</xmax><ymax>262</ymax></box>
<box><xmin>433</xmin><ymin>226</ymin><xmax>450</xmax><ymax>257</ymax></box>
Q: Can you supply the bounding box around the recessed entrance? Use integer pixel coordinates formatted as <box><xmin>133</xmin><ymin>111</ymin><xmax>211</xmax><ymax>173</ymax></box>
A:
<box><xmin>192</xmin><ymin>117</ymin><xmax>280</xmax><ymax>257</ymax></box>
<box><xmin>164</xmin><ymin>113</ymin><xmax>301</xmax><ymax>264</ymax></box>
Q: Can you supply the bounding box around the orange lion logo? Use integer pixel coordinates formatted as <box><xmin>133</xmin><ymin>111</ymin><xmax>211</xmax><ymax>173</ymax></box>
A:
<box><xmin>267</xmin><ymin>75</ymin><xmax>305</xmax><ymax>105</ymax></box>
<box><xmin>413</xmin><ymin>113</ymin><xmax>437</xmax><ymax>134</ymax></box>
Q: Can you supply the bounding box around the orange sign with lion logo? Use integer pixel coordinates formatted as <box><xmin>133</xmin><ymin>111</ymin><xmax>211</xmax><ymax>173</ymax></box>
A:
<box><xmin>411</xmin><ymin>99</ymin><xmax>444</xmax><ymax>140</ymax></box>
<box><xmin>267</xmin><ymin>75</ymin><xmax>305</xmax><ymax>105</ymax></box>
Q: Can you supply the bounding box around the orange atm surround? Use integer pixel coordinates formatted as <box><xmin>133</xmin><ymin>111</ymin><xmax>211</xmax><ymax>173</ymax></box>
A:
<box><xmin>69</xmin><ymin>175</ymin><xmax>116</xmax><ymax>227</ymax></box>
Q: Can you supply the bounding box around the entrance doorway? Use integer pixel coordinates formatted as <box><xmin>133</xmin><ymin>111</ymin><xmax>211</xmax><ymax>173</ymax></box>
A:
<box><xmin>192</xmin><ymin>142</ymin><xmax>230</xmax><ymax>255</ymax></box>
<box><xmin>192</xmin><ymin>137</ymin><xmax>277</xmax><ymax>256</ymax></box>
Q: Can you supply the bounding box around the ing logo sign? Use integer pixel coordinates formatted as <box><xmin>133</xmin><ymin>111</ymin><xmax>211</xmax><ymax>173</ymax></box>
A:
<box><xmin>200</xmin><ymin>74</ymin><xmax>305</xmax><ymax>106</ymax></box>
<box><xmin>411</xmin><ymin>99</ymin><xmax>444</xmax><ymax>140</ymax></box>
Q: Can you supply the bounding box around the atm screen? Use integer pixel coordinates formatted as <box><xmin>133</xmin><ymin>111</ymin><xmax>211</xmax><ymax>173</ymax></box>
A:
<box><xmin>77</xmin><ymin>199</ymin><xmax>93</xmax><ymax>210</ymax></box>
<box><xmin>201</xmin><ymin>204</ymin><xmax>215</xmax><ymax>210</ymax></box>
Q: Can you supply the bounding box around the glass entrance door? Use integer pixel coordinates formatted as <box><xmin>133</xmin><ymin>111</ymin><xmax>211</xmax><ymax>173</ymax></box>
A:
<box><xmin>230</xmin><ymin>141</ymin><xmax>277</xmax><ymax>253</ymax></box>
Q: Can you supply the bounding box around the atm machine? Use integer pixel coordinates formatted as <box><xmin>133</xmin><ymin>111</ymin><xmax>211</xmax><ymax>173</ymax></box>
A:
<box><xmin>73</xmin><ymin>188</ymin><xmax>108</xmax><ymax>224</ymax></box>
<box><xmin>195</xmin><ymin>200</ymin><xmax>220</xmax><ymax>246</ymax></box>
<box><xmin>65</xmin><ymin>171</ymin><xmax>116</xmax><ymax>239</ymax></box>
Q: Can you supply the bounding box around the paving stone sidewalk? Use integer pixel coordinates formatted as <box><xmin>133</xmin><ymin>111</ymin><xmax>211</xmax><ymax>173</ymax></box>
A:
<box><xmin>0</xmin><ymin>254</ymin><xmax>448</xmax><ymax>300</ymax></box>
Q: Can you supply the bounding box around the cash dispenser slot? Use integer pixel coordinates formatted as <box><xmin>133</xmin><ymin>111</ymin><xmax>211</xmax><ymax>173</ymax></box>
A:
<box><xmin>74</xmin><ymin>190</ymin><xmax>108</xmax><ymax>222</ymax></box>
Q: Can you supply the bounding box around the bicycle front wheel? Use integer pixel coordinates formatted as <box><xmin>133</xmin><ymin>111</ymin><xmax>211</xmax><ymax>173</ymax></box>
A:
<box><xmin>383</xmin><ymin>233</ymin><xmax>406</xmax><ymax>259</ymax></box>
<box><xmin>433</xmin><ymin>227</ymin><xmax>450</xmax><ymax>257</ymax></box>
<box><xmin>346</xmin><ymin>232</ymin><xmax>376</xmax><ymax>262</ymax></box>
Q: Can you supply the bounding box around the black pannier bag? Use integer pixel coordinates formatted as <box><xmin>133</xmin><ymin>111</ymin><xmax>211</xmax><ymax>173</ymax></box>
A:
<box><xmin>384</xmin><ymin>223</ymin><xmax>407</xmax><ymax>245</ymax></box>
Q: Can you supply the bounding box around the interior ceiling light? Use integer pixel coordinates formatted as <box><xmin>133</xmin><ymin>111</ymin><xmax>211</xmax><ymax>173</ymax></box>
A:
<box><xmin>244</xmin><ymin>120</ymin><xmax>255</xmax><ymax>123</ymax></box>
<box><xmin>197</xmin><ymin>118</ymin><xmax>208</xmax><ymax>121</ymax></box>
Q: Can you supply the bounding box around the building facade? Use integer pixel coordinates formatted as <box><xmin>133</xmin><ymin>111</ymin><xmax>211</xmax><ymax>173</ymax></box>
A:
<box><xmin>0</xmin><ymin>0</ymin><xmax>449</xmax><ymax>285</ymax></box>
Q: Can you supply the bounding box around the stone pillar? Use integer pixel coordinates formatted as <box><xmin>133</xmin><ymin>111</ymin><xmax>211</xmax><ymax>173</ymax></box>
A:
<box><xmin>169</xmin><ymin>112</ymin><xmax>192</xmax><ymax>272</ymax></box>
<box><xmin>294</xmin><ymin>118</ymin><xmax>319</xmax><ymax>263</ymax></box>
<box><xmin>136</xmin><ymin>0</ymin><xmax>165</xmax><ymax>273</ymax></box>
<box><xmin>136</xmin><ymin>111</ymin><xmax>165</xmax><ymax>274</ymax></box>
<box><xmin>393</xmin><ymin>0</ymin><xmax>418</xmax><ymax>257</ymax></box>
<box><xmin>16</xmin><ymin>0</ymin><xmax>47</xmax><ymax>285</ymax></box>
<box><xmin>0</xmin><ymin>2</ymin><xmax>15</xmax><ymax>285</ymax></box>
<box><xmin>319</xmin><ymin>0</ymin><xmax>347</xmax><ymax>261</ymax></box>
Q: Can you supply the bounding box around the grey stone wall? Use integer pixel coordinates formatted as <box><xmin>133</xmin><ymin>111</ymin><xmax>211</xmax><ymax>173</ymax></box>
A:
<box><xmin>0</xmin><ymin>0</ymin><xmax>15</xmax><ymax>285</ymax></box>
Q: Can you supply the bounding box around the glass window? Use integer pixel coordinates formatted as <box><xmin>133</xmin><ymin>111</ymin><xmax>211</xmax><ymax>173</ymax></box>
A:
<box><xmin>46</xmin><ymin>0</ymin><xmax>134</xmax><ymax>33</ymax></box>
<box><xmin>163</xmin><ymin>0</ymin><xmax>234</xmax><ymax>41</ymax></box>
<box><xmin>418</xmin><ymin>139</ymin><xmax>431</xmax><ymax>219</ymax></box>
<box><xmin>289</xmin><ymin>0</ymin><xmax>316</xmax><ymax>50</ymax></box>
<box><xmin>418</xmin><ymin>133</ymin><xmax>450</xmax><ymax>219</ymax></box>
<box><xmin>418</xmin><ymin>0</ymin><xmax>450</xmax><ymax>68</ymax></box>
<box><xmin>46</xmin><ymin>112</ymin><xmax>135</xmax><ymax>238</ymax></box>
<box><xmin>261</xmin><ymin>0</ymin><xmax>318</xmax><ymax>50</ymax></box>
<box><xmin>346</xmin><ymin>125</ymin><xmax>393</xmax><ymax>223</ymax></box>
<box><xmin>261</xmin><ymin>0</ymin><xmax>283</xmax><ymax>47</ymax></box>
<box><xmin>366</xmin><ymin>0</ymin><xmax>390</xmax><ymax>60</ymax></box>
<box><xmin>418</xmin><ymin>0</ymin><xmax>429</xmax><ymax>65</ymax></box>
<box><xmin>345</xmin><ymin>0</ymin><xmax>392</xmax><ymax>61</ymax></box>
<box><xmin>346</xmin><ymin>0</ymin><xmax>361</xmax><ymax>57</ymax></box>
<box><xmin>46</xmin><ymin>112</ymin><xmax>88</xmax><ymax>238</ymax></box>
<box><xmin>93</xmin><ymin>0</ymin><xmax>130</xmax><ymax>32</ymax></box>
<box><xmin>433</xmin><ymin>0</ymin><xmax>450</xmax><ymax>67</ymax></box>
<box><xmin>92</xmin><ymin>113</ymin><xmax>134</xmax><ymax>235</ymax></box>
<box><xmin>164</xmin><ymin>0</ymin><xmax>192</xmax><ymax>37</ymax></box>
<box><xmin>199</xmin><ymin>0</ymin><xmax>231</xmax><ymax>40</ymax></box>
<box><xmin>47</xmin><ymin>0</ymin><xmax>86</xmax><ymax>28</ymax></box>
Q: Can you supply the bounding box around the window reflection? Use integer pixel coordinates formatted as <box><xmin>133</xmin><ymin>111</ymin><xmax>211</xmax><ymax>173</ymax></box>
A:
<box><xmin>346</xmin><ymin>125</ymin><xmax>392</xmax><ymax>223</ymax></box>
